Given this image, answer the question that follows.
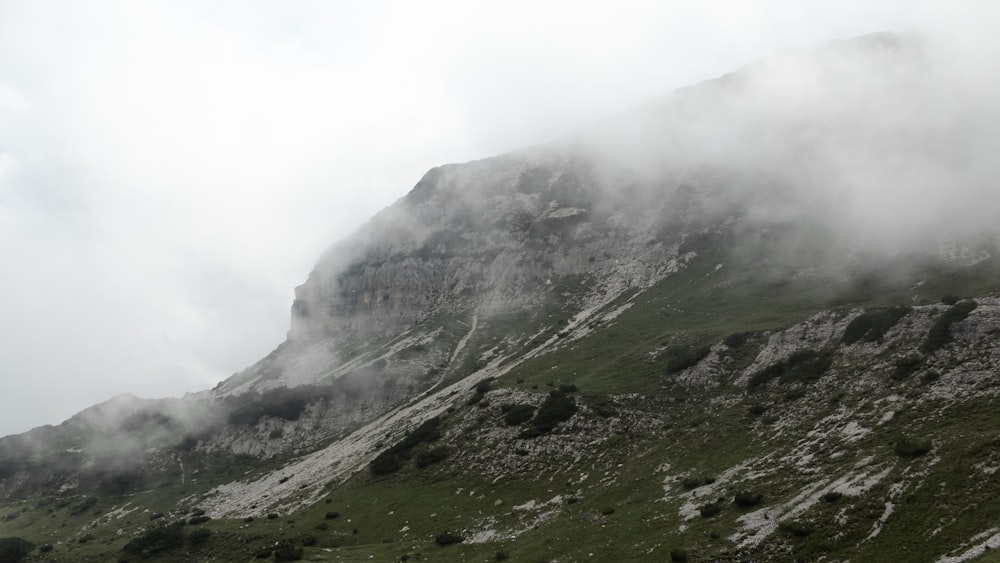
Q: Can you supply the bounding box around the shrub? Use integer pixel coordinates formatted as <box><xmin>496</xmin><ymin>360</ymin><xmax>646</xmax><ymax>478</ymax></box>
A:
<box><xmin>681</xmin><ymin>477</ymin><xmax>705</xmax><ymax>489</ymax></box>
<box><xmin>724</xmin><ymin>332</ymin><xmax>750</xmax><ymax>348</ymax></box>
<box><xmin>666</xmin><ymin>346</ymin><xmax>711</xmax><ymax>373</ymax></box>
<box><xmin>267</xmin><ymin>513</ymin><xmax>279</xmax><ymax>520</ymax></box>
<box><xmin>325</xmin><ymin>511</ymin><xmax>340</xmax><ymax>519</ymax></box>
<box><xmin>747</xmin><ymin>349</ymin><xmax>833</xmax><ymax>390</ymax></box>
<box><xmin>923</xmin><ymin>301</ymin><xmax>978</xmax><ymax>353</ymax></box>
<box><xmin>842</xmin><ymin>312</ymin><xmax>873</xmax><ymax>344</ymax></box>
<box><xmin>521</xmin><ymin>394</ymin><xmax>577</xmax><ymax>437</ymax></box>
<box><xmin>370</xmin><ymin>451</ymin><xmax>406</xmax><ymax>475</ymax></box>
<box><xmin>892</xmin><ymin>354</ymin><xmax>923</xmax><ymax>380</ymax></box>
<box><xmin>823</xmin><ymin>491</ymin><xmax>843</xmax><ymax>503</ymax></box>
<box><xmin>778</xmin><ymin>520</ymin><xmax>812</xmax><ymax>537</ymax></box>
<box><xmin>602</xmin><ymin>507</ymin><xmax>615</xmax><ymax>515</ymax></box>
<box><xmin>370</xmin><ymin>416</ymin><xmax>445</xmax><ymax>475</ymax></box>
<box><xmin>921</xmin><ymin>370</ymin><xmax>941</xmax><ymax>385</ymax></box>
<box><xmin>254</xmin><ymin>548</ymin><xmax>272</xmax><ymax>558</ymax></box>
<box><xmin>475</xmin><ymin>379</ymin><xmax>494</xmax><ymax>394</ymax></box>
<box><xmin>394</xmin><ymin>417</ymin><xmax>442</xmax><ymax>450</ymax></box>
<box><xmin>941</xmin><ymin>294</ymin><xmax>960</xmax><ymax>305</ymax></box>
<box><xmin>734</xmin><ymin>492</ymin><xmax>763</xmax><ymax>507</ymax></box>
<box><xmin>495</xmin><ymin>549</ymin><xmax>510</xmax><ymax>561</ymax></box>
<box><xmin>188</xmin><ymin>515</ymin><xmax>211</xmax><ymax>525</ymax></box>
<box><xmin>895</xmin><ymin>437</ymin><xmax>932</xmax><ymax>457</ymax></box>
<box><xmin>435</xmin><ymin>531</ymin><xmax>464</xmax><ymax>546</ymax></box>
<box><xmin>670</xmin><ymin>548</ymin><xmax>688</xmax><ymax>562</ymax></box>
<box><xmin>0</xmin><ymin>537</ymin><xmax>34</xmax><ymax>562</ymax></box>
<box><xmin>558</xmin><ymin>383</ymin><xmax>578</xmax><ymax>393</ymax></box>
<box><xmin>188</xmin><ymin>527</ymin><xmax>212</xmax><ymax>545</ymax></box>
<box><xmin>273</xmin><ymin>540</ymin><xmax>302</xmax><ymax>561</ymax></box>
<box><xmin>415</xmin><ymin>447</ymin><xmax>451</xmax><ymax>468</ymax></box>
<box><xmin>503</xmin><ymin>404</ymin><xmax>536</xmax><ymax>426</ymax></box>
<box><xmin>699</xmin><ymin>502</ymin><xmax>722</xmax><ymax>518</ymax></box>
<box><xmin>843</xmin><ymin>306</ymin><xmax>910</xmax><ymax>345</ymax></box>
<box><xmin>122</xmin><ymin>523</ymin><xmax>185</xmax><ymax>555</ymax></box>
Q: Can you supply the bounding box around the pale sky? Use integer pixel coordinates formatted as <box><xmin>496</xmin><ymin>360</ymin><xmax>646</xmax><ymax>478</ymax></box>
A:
<box><xmin>0</xmin><ymin>1</ymin><xmax>991</xmax><ymax>436</ymax></box>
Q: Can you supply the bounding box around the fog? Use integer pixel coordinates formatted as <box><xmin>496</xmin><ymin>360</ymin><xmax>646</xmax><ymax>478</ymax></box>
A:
<box><xmin>0</xmin><ymin>1</ymin><xmax>996</xmax><ymax>437</ymax></box>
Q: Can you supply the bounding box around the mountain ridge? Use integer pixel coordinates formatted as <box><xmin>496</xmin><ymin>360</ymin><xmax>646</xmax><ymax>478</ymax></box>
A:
<box><xmin>2</xmin><ymin>31</ymin><xmax>1000</xmax><ymax>562</ymax></box>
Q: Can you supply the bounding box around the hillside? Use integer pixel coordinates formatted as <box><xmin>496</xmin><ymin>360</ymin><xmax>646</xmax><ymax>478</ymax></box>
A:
<box><xmin>1</xmin><ymin>31</ymin><xmax>1000</xmax><ymax>562</ymax></box>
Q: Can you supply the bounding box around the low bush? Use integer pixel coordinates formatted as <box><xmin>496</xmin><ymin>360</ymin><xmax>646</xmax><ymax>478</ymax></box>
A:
<box><xmin>734</xmin><ymin>492</ymin><xmax>763</xmax><ymax>507</ymax></box>
<box><xmin>823</xmin><ymin>491</ymin><xmax>843</xmax><ymax>503</ymax></box>
<box><xmin>435</xmin><ymin>531</ymin><xmax>464</xmax><ymax>546</ymax></box>
<box><xmin>778</xmin><ymin>520</ymin><xmax>812</xmax><ymax>537</ymax></box>
<box><xmin>370</xmin><ymin>451</ymin><xmax>406</xmax><ymax>475</ymax></box>
<box><xmin>681</xmin><ymin>477</ymin><xmax>703</xmax><ymax>489</ymax></box>
<box><xmin>273</xmin><ymin>540</ymin><xmax>302</xmax><ymax>561</ymax></box>
<box><xmin>747</xmin><ymin>349</ymin><xmax>832</xmax><ymax>390</ymax></box>
<box><xmin>415</xmin><ymin>447</ymin><xmax>451</xmax><ymax>468</ymax></box>
<box><xmin>187</xmin><ymin>527</ymin><xmax>212</xmax><ymax>545</ymax></box>
<box><xmin>921</xmin><ymin>370</ymin><xmax>941</xmax><ymax>385</ymax></box>
<box><xmin>923</xmin><ymin>301</ymin><xmax>978</xmax><ymax>353</ymax></box>
<box><xmin>325</xmin><ymin>511</ymin><xmax>340</xmax><ymax>519</ymax></box>
<box><xmin>666</xmin><ymin>346</ymin><xmax>711</xmax><ymax>373</ymax></box>
<box><xmin>724</xmin><ymin>332</ymin><xmax>750</xmax><ymax>348</ymax></box>
<box><xmin>188</xmin><ymin>515</ymin><xmax>211</xmax><ymax>525</ymax></box>
<box><xmin>895</xmin><ymin>437</ymin><xmax>932</xmax><ymax>457</ymax></box>
<box><xmin>699</xmin><ymin>502</ymin><xmax>722</xmax><ymax>518</ymax></box>
<box><xmin>503</xmin><ymin>404</ymin><xmax>536</xmax><ymax>426</ymax></box>
<box><xmin>0</xmin><ymin>537</ymin><xmax>34</xmax><ymax>562</ymax></box>
<box><xmin>122</xmin><ymin>523</ymin><xmax>185</xmax><ymax>555</ymax></box>
<box><xmin>370</xmin><ymin>417</ymin><xmax>443</xmax><ymax>475</ymax></box>
<box><xmin>524</xmin><ymin>394</ymin><xmax>577</xmax><ymax>435</ymax></box>
<box><xmin>892</xmin><ymin>354</ymin><xmax>923</xmax><ymax>380</ymax></box>
<box><xmin>843</xmin><ymin>306</ymin><xmax>910</xmax><ymax>345</ymax></box>
<box><xmin>670</xmin><ymin>548</ymin><xmax>688</xmax><ymax>562</ymax></box>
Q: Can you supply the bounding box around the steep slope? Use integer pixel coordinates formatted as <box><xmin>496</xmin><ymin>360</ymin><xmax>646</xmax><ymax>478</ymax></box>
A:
<box><xmin>1</xmin><ymin>31</ymin><xmax>1000</xmax><ymax>562</ymax></box>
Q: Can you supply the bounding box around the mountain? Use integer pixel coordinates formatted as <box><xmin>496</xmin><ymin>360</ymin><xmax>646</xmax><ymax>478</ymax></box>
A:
<box><xmin>2</xmin><ymin>32</ymin><xmax>1000</xmax><ymax>562</ymax></box>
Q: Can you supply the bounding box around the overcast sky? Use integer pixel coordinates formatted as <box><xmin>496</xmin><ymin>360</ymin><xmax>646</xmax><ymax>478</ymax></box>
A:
<box><xmin>0</xmin><ymin>0</ymin><xmax>992</xmax><ymax>436</ymax></box>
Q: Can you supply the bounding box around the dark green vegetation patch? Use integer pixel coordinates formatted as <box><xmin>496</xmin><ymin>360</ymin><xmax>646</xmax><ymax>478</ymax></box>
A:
<box><xmin>922</xmin><ymin>300</ymin><xmax>978</xmax><ymax>353</ymax></box>
<box><xmin>747</xmin><ymin>348</ymin><xmax>833</xmax><ymax>390</ymax></box>
<box><xmin>841</xmin><ymin>306</ymin><xmax>911</xmax><ymax>345</ymax></box>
